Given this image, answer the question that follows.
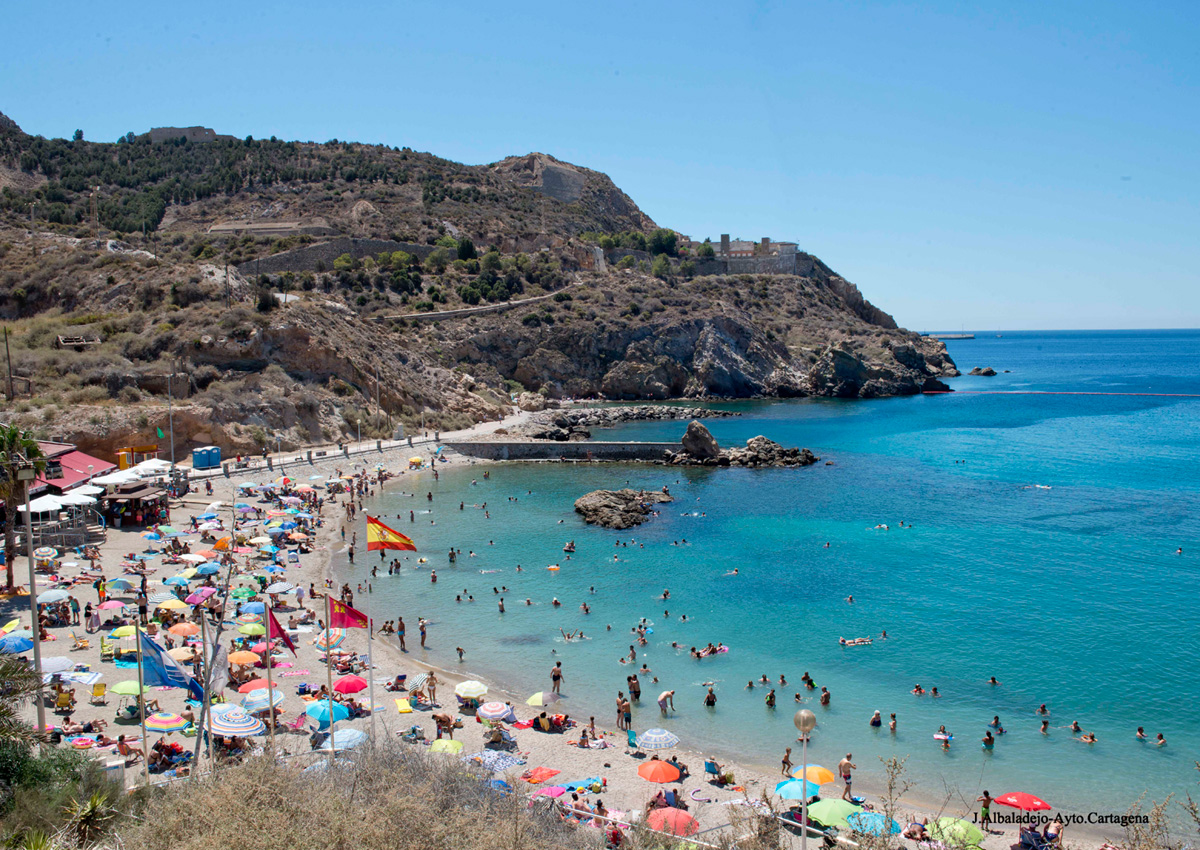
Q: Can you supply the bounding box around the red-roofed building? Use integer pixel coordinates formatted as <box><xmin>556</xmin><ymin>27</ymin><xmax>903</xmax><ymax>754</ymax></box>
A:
<box><xmin>34</xmin><ymin>441</ymin><xmax>116</xmax><ymax>494</ymax></box>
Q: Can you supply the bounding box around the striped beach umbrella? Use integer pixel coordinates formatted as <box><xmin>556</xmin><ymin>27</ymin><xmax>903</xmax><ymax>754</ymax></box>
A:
<box><xmin>236</xmin><ymin>613</ymin><xmax>263</xmax><ymax>626</ymax></box>
<box><xmin>454</xmin><ymin>680</ymin><xmax>488</xmax><ymax>700</ymax></box>
<box><xmin>104</xmin><ymin>579</ymin><xmax>134</xmax><ymax>592</ymax></box>
<box><xmin>208</xmin><ymin>705</ymin><xmax>266</xmax><ymax>736</ymax></box>
<box><xmin>314</xmin><ymin>629</ymin><xmax>345</xmax><ymax>650</ymax></box>
<box><xmin>145</xmin><ymin>712</ymin><xmax>189</xmax><ymax>733</ymax></box>
<box><xmin>406</xmin><ymin>672</ymin><xmax>429</xmax><ymax>692</ymax></box>
<box><xmin>265</xmin><ymin>582</ymin><xmax>295</xmax><ymax>594</ymax></box>
<box><xmin>148</xmin><ymin>592</ymin><xmax>176</xmax><ymax>605</ymax></box>
<box><xmin>33</xmin><ymin>547</ymin><xmax>59</xmax><ymax>559</ymax></box>
<box><xmin>637</xmin><ymin>728</ymin><xmax>680</xmax><ymax>750</ymax></box>
<box><xmin>240</xmin><ymin>688</ymin><xmax>285</xmax><ymax>713</ymax></box>
<box><xmin>477</xmin><ymin>702</ymin><xmax>511</xmax><ymax>721</ymax></box>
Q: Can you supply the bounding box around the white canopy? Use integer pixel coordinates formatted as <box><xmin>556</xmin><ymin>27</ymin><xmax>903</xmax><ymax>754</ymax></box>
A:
<box><xmin>92</xmin><ymin>469</ymin><xmax>139</xmax><ymax>485</ymax></box>
<box><xmin>133</xmin><ymin>459</ymin><xmax>173</xmax><ymax>473</ymax></box>
<box><xmin>73</xmin><ymin>484</ymin><xmax>105</xmax><ymax>496</ymax></box>
<box><xmin>19</xmin><ymin>495</ymin><xmax>63</xmax><ymax>513</ymax></box>
<box><xmin>57</xmin><ymin>492</ymin><xmax>97</xmax><ymax>506</ymax></box>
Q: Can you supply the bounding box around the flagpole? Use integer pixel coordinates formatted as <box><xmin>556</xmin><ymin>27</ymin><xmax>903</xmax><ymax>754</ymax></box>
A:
<box><xmin>325</xmin><ymin>593</ymin><xmax>335</xmax><ymax>763</ymax></box>
<box><xmin>135</xmin><ymin>630</ymin><xmax>150</xmax><ymax>786</ymax></box>
<box><xmin>264</xmin><ymin>596</ymin><xmax>277</xmax><ymax>753</ymax></box>
<box><xmin>367</xmin><ymin>580</ymin><xmax>376</xmax><ymax>743</ymax></box>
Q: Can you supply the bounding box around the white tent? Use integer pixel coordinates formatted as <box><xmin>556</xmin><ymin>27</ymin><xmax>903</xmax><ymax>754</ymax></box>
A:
<box><xmin>91</xmin><ymin>469</ymin><xmax>139</xmax><ymax>485</ymax></box>
<box><xmin>133</xmin><ymin>459</ymin><xmax>173</xmax><ymax>474</ymax></box>
<box><xmin>57</xmin><ymin>492</ymin><xmax>97</xmax><ymax>506</ymax></box>
<box><xmin>19</xmin><ymin>495</ymin><xmax>63</xmax><ymax>513</ymax></box>
<box><xmin>73</xmin><ymin>484</ymin><xmax>105</xmax><ymax>496</ymax></box>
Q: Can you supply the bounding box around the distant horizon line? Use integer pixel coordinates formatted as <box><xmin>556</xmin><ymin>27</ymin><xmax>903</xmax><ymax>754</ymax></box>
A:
<box><xmin>918</xmin><ymin>327</ymin><xmax>1200</xmax><ymax>334</ymax></box>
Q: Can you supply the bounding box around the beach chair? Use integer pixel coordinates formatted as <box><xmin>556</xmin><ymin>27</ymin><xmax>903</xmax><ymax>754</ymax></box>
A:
<box><xmin>90</xmin><ymin>683</ymin><xmax>108</xmax><ymax>705</ymax></box>
<box><xmin>54</xmin><ymin>692</ymin><xmax>74</xmax><ymax>713</ymax></box>
<box><xmin>70</xmin><ymin>631</ymin><xmax>89</xmax><ymax>650</ymax></box>
<box><xmin>626</xmin><ymin>729</ymin><xmax>642</xmax><ymax>754</ymax></box>
<box><xmin>99</xmin><ymin>637</ymin><xmax>114</xmax><ymax>661</ymax></box>
<box><xmin>283</xmin><ymin>714</ymin><xmax>308</xmax><ymax>733</ymax></box>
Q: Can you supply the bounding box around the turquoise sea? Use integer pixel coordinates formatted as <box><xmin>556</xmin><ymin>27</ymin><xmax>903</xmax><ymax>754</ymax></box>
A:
<box><xmin>339</xmin><ymin>330</ymin><xmax>1200</xmax><ymax>818</ymax></box>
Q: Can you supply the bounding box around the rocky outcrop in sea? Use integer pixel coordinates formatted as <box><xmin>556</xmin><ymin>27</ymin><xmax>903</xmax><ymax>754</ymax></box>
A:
<box><xmin>665</xmin><ymin>421</ymin><xmax>820</xmax><ymax>468</ymax></box>
<box><xmin>574</xmin><ymin>488</ymin><xmax>674</xmax><ymax>529</ymax></box>
<box><xmin>508</xmin><ymin>405</ymin><xmax>739</xmax><ymax>442</ymax></box>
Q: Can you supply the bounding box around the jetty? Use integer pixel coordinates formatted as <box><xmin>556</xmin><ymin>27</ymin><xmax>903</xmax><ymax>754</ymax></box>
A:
<box><xmin>923</xmin><ymin>332</ymin><xmax>975</xmax><ymax>339</ymax></box>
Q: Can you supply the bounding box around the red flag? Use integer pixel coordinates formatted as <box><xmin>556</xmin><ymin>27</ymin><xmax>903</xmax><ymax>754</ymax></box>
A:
<box><xmin>266</xmin><ymin>605</ymin><xmax>296</xmax><ymax>656</ymax></box>
<box><xmin>328</xmin><ymin>598</ymin><xmax>369</xmax><ymax>629</ymax></box>
<box><xmin>366</xmin><ymin>515</ymin><xmax>417</xmax><ymax>552</ymax></box>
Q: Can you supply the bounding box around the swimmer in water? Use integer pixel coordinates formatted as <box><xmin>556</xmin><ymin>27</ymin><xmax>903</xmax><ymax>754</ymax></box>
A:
<box><xmin>1037</xmin><ymin>704</ymin><xmax>1049</xmax><ymax>715</ymax></box>
<box><xmin>1041</xmin><ymin>720</ymin><xmax>1049</xmax><ymax>734</ymax></box>
<box><xmin>988</xmin><ymin>676</ymin><xmax>1001</xmax><ymax>685</ymax></box>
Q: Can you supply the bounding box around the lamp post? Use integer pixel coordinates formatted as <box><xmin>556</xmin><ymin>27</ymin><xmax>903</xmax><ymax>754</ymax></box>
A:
<box><xmin>19</xmin><ymin>466</ymin><xmax>46</xmax><ymax>736</ymax></box>
<box><xmin>356</xmin><ymin>419</ymin><xmax>361</xmax><ymax>449</ymax></box>
<box><xmin>793</xmin><ymin>708</ymin><xmax>817</xmax><ymax>850</ymax></box>
<box><xmin>275</xmin><ymin>433</ymin><xmax>283</xmax><ymax>474</ymax></box>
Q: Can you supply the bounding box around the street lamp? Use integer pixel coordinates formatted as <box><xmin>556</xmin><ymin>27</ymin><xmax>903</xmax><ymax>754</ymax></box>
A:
<box><xmin>356</xmin><ymin>419</ymin><xmax>361</xmax><ymax>448</ymax></box>
<box><xmin>793</xmin><ymin>708</ymin><xmax>817</xmax><ymax>850</ymax></box>
<box><xmin>275</xmin><ymin>433</ymin><xmax>283</xmax><ymax>473</ymax></box>
<box><xmin>18</xmin><ymin>465</ymin><xmax>46</xmax><ymax>735</ymax></box>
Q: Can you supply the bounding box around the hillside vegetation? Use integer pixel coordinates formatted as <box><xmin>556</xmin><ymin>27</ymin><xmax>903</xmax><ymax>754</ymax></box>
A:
<box><xmin>0</xmin><ymin>112</ymin><xmax>955</xmax><ymax>459</ymax></box>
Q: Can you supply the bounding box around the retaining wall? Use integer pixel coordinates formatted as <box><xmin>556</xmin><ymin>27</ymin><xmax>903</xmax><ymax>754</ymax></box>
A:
<box><xmin>444</xmin><ymin>441</ymin><xmax>676</xmax><ymax>461</ymax></box>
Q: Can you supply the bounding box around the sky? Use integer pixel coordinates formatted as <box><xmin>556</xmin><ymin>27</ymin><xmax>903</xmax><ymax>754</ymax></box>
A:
<box><xmin>3</xmin><ymin>0</ymin><xmax>1197</xmax><ymax>330</ymax></box>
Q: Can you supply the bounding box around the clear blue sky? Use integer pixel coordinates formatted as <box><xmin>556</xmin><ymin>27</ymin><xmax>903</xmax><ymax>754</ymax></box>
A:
<box><xmin>4</xmin><ymin>1</ymin><xmax>1197</xmax><ymax>330</ymax></box>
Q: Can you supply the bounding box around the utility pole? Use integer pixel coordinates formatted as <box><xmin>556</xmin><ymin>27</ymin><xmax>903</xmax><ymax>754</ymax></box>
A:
<box><xmin>18</xmin><ymin>463</ymin><xmax>45</xmax><ymax>736</ymax></box>
<box><xmin>4</xmin><ymin>327</ymin><xmax>13</xmax><ymax>402</ymax></box>
<box><xmin>167</xmin><ymin>366</ymin><xmax>176</xmax><ymax>470</ymax></box>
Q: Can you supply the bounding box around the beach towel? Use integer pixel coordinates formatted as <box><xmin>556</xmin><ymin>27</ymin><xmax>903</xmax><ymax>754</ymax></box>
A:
<box><xmin>520</xmin><ymin>766</ymin><xmax>561</xmax><ymax>784</ymax></box>
<box><xmin>279</xmin><ymin>670</ymin><xmax>310</xmax><ymax>677</ymax></box>
<box><xmin>394</xmin><ymin>699</ymin><xmax>412</xmax><ymax>714</ymax></box>
<box><xmin>512</xmin><ymin>720</ymin><xmax>534</xmax><ymax>730</ymax></box>
<box><xmin>463</xmin><ymin>751</ymin><xmax>525</xmax><ymax>773</ymax></box>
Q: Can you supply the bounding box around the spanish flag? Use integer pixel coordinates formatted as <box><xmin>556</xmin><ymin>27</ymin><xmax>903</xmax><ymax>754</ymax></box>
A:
<box><xmin>366</xmin><ymin>515</ymin><xmax>417</xmax><ymax>552</ymax></box>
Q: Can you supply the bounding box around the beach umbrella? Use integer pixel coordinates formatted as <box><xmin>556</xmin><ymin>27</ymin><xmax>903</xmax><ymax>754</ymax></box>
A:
<box><xmin>105</xmin><ymin>579</ymin><xmax>134</xmax><ymax>592</ymax></box>
<box><xmin>238</xmin><ymin>678</ymin><xmax>271</xmax><ymax>693</ymax></box>
<box><xmin>156</xmin><ymin>598</ymin><xmax>187</xmax><ymax>610</ymax></box>
<box><xmin>240</xmin><ymin>602</ymin><xmax>266</xmax><ymax>614</ymax></box>
<box><xmin>196</xmin><ymin>513</ymin><xmax>219</xmax><ymax>521</ymax></box>
<box><xmin>455</xmin><ymin>681</ymin><xmax>488</xmax><ymax>700</ymax></box>
<box><xmin>637</xmin><ymin>728</ymin><xmax>680</xmax><ymax>750</ymax></box>
<box><xmin>132</xmin><ymin>553</ymin><xmax>156</xmax><ymax>560</ymax></box>
<box><xmin>111</xmin><ymin>680</ymin><xmax>146</xmax><ymax>696</ymax></box>
<box><xmin>167</xmin><ymin>647</ymin><xmax>195</xmax><ymax>661</ymax></box>
<box><xmin>259</xmin><ymin>545</ymin><xmax>280</xmax><ymax>554</ymax></box>
<box><xmin>775</xmin><ymin>778</ymin><xmax>821</xmax><ymax>800</ymax></box>
<box><xmin>178</xmin><ymin>568</ymin><xmax>198</xmax><ymax>579</ymax></box>
<box><xmin>235</xmin><ymin>614</ymin><xmax>262</xmax><ymax>626</ymax></box>
<box><xmin>238</xmin><ymin>623</ymin><xmax>266</xmax><ymax>636</ymax></box>
<box><xmin>185</xmin><ymin>588</ymin><xmax>216</xmax><ymax>605</ymax></box>
<box><xmin>33</xmin><ymin>547</ymin><xmax>59</xmax><ymax>559</ymax></box>
<box><xmin>147</xmin><ymin>592</ymin><xmax>176</xmax><ymax>605</ymax></box>
<box><xmin>196</xmin><ymin>564</ymin><xmax>219</xmax><ymax>575</ymax></box>
<box><xmin>317</xmin><ymin>728</ymin><xmax>369</xmax><ymax>752</ymax></box>
<box><xmin>213</xmin><ymin>536</ymin><xmax>234</xmax><ymax>550</ymax></box>
<box><xmin>162</xmin><ymin>576</ymin><xmax>189</xmax><ymax>587</ymax></box>
<box><xmin>241</xmin><ymin>688</ymin><xmax>285</xmax><ymax>712</ymax></box>
<box><xmin>168</xmin><ymin>622</ymin><xmax>200</xmax><ymax>637</ymax></box>
<box><xmin>249</xmin><ymin>536</ymin><xmax>272</xmax><ymax>545</ymax></box>
<box><xmin>807</xmin><ymin>799</ymin><xmax>863</xmax><ymax>830</ymax></box>
<box><xmin>333</xmin><ymin>674</ymin><xmax>368</xmax><ymax>694</ymax></box>
<box><xmin>638</xmin><ymin>760</ymin><xmax>681</xmax><ymax>783</ymax></box>
<box><xmin>263</xmin><ymin>564</ymin><xmax>286</xmax><ymax>573</ymax></box>
<box><xmin>477</xmin><ymin>702</ymin><xmax>511</xmax><ymax>721</ymax></box>
<box><xmin>275</xmin><ymin>477</ymin><xmax>293</xmax><ymax>487</ymax></box>
<box><xmin>305</xmin><ymin>699</ymin><xmax>350</xmax><ymax>726</ymax></box>
<box><xmin>5</xmin><ymin>628</ymin><xmax>33</xmax><ymax>639</ymax></box>
<box><xmin>228</xmin><ymin>650</ymin><xmax>261</xmax><ymax>666</ymax></box>
<box><xmin>140</xmin><ymin>532</ymin><xmax>162</xmax><ymax>541</ymax></box>
<box><xmin>0</xmin><ymin>634</ymin><xmax>34</xmax><ymax>654</ymax></box>
<box><xmin>36</xmin><ymin>589</ymin><xmax>70</xmax><ymax>604</ymax></box>
<box><xmin>847</xmin><ymin>812</ymin><xmax>902</xmax><ymax>836</ymax></box>
<box><xmin>406</xmin><ymin>672</ymin><xmax>430</xmax><ymax>692</ymax></box>
<box><xmin>97</xmin><ymin>600</ymin><xmax>126</xmax><ymax>610</ymax></box>
<box><xmin>208</xmin><ymin>706</ymin><xmax>266</xmax><ymax>737</ymax></box>
<box><xmin>157</xmin><ymin>525</ymin><xmax>179</xmax><ymax>535</ymax></box>
<box><xmin>995</xmin><ymin>792</ymin><xmax>1052</xmax><ymax>812</ymax></box>
<box><xmin>266</xmin><ymin>582</ymin><xmax>295</xmax><ymax>594</ymax></box>
<box><xmin>40</xmin><ymin>656</ymin><xmax>74</xmax><ymax>674</ymax></box>
<box><xmin>791</xmin><ymin>764</ymin><xmax>837</xmax><ymax>785</ymax></box>
<box><xmin>526</xmin><ymin>691</ymin><xmax>562</xmax><ymax>706</ymax></box>
<box><xmin>108</xmin><ymin>625</ymin><xmax>146</xmax><ymax>638</ymax></box>
<box><xmin>179</xmin><ymin>553</ymin><xmax>208</xmax><ymax>562</ymax></box>
<box><xmin>197</xmin><ymin>522</ymin><xmax>222</xmax><ymax>531</ymax></box>
<box><xmin>145</xmin><ymin>712</ymin><xmax>190</xmax><ymax>733</ymax></box>
<box><xmin>314</xmin><ymin>629</ymin><xmax>345</xmax><ymax>650</ymax></box>
<box><xmin>930</xmin><ymin>817</ymin><xmax>985</xmax><ymax>847</ymax></box>
<box><xmin>231</xmin><ymin>587</ymin><xmax>256</xmax><ymax>599</ymax></box>
<box><xmin>0</xmin><ymin>619</ymin><xmax>18</xmax><ymax>635</ymax></box>
<box><xmin>647</xmin><ymin>808</ymin><xmax>699</xmax><ymax>837</ymax></box>
<box><xmin>428</xmin><ymin>738</ymin><xmax>463</xmax><ymax>754</ymax></box>
<box><xmin>197</xmin><ymin>550</ymin><xmax>218</xmax><ymax>559</ymax></box>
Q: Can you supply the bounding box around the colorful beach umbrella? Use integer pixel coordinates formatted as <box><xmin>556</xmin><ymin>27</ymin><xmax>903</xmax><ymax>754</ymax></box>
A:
<box><xmin>775</xmin><ymin>778</ymin><xmax>821</xmax><ymax>800</ymax></box>
<box><xmin>930</xmin><ymin>817</ymin><xmax>985</xmax><ymax>847</ymax></box>
<box><xmin>238</xmin><ymin>678</ymin><xmax>270</xmax><ymax>693</ymax></box>
<box><xmin>526</xmin><ymin>691</ymin><xmax>562</xmax><ymax>706</ymax></box>
<box><xmin>228</xmin><ymin>650</ymin><xmax>261</xmax><ymax>666</ymax></box>
<box><xmin>108</xmin><ymin>625</ymin><xmax>146</xmax><ymax>638</ymax></box>
<box><xmin>314</xmin><ymin>629</ymin><xmax>345</xmax><ymax>650</ymax></box>
<box><xmin>637</xmin><ymin>728</ymin><xmax>680</xmax><ymax>750</ymax></box>
<box><xmin>305</xmin><ymin>699</ymin><xmax>350</xmax><ymax>726</ymax></box>
<box><xmin>807</xmin><ymin>799</ymin><xmax>863</xmax><ymax>830</ymax></box>
<box><xmin>333</xmin><ymin>674</ymin><xmax>368</xmax><ymax>694</ymax></box>
<box><xmin>208</xmin><ymin>705</ymin><xmax>266</xmax><ymax>736</ymax></box>
<box><xmin>240</xmin><ymin>602</ymin><xmax>266</xmax><ymax>614</ymax></box>
<box><xmin>162</xmin><ymin>576</ymin><xmax>189</xmax><ymax>587</ymax></box>
<box><xmin>104</xmin><ymin>579</ymin><xmax>133</xmax><ymax>592</ymax></box>
<box><xmin>647</xmin><ymin>808</ymin><xmax>699</xmax><ymax>837</ymax></box>
<box><xmin>33</xmin><ymin>547</ymin><xmax>59</xmax><ymax>559</ymax></box>
<box><xmin>97</xmin><ymin>600</ymin><xmax>126</xmax><ymax>610</ymax></box>
<box><xmin>791</xmin><ymin>763</ymin><xmax>837</xmax><ymax>785</ymax></box>
<box><xmin>477</xmin><ymin>702</ymin><xmax>511</xmax><ymax>721</ymax></box>
<box><xmin>0</xmin><ymin>634</ymin><xmax>33</xmax><ymax>654</ymax></box>
<box><xmin>111</xmin><ymin>680</ymin><xmax>146</xmax><ymax>696</ymax></box>
<box><xmin>155</xmin><ymin>598</ymin><xmax>187</xmax><ymax>610</ymax></box>
<box><xmin>168</xmin><ymin>622</ymin><xmax>200</xmax><ymax>637</ymax></box>
<box><xmin>995</xmin><ymin>792</ymin><xmax>1052</xmax><ymax>812</ymax></box>
<box><xmin>428</xmin><ymin>738</ymin><xmax>463</xmax><ymax>754</ymax></box>
<box><xmin>638</xmin><ymin>760</ymin><xmax>681</xmax><ymax>783</ymax></box>
<box><xmin>145</xmin><ymin>712</ymin><xmax>189</xmax><ymax>733</ymax></box>
<box><xmin>231</xmin><ymin>587</ymin><xmax>255</xmax><ymax>599</ymax></box>
<box><xmin>238</xmin><ymin>623</ymin><xmax>267</xmax><ymax>636</ymax></box>
<box><xmin>185</xmin><ymin>588</ymin><xmax>216</xmax><ymax>604</ymax></box>
<box><xmin>240</xmin><ymin>688</ymin><xmax>285</xmax><ymax>712</ymax></box>
<box><xmin>847</xmin><ymin>812</ymin><xmax>901</xmax><ymax>836</ymax></box>
<box><xmin>454</xmin><ymin>680</ymin><xmax>488</xmax><ymax>700</ymax></box>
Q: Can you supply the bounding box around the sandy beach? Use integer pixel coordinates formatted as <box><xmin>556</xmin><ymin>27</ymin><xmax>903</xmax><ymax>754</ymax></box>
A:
<box><xmin>8</xmin><ymin>408</ymin><xmax>1128</xmax><ymax>850</ymax></box>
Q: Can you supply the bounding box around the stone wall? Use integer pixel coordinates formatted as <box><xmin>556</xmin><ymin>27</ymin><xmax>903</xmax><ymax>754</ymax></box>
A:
<box><xmin>444</xmin><ymin>440</ymin><xmax>676</xmax><ymax>461</ymax></box>
<box><xmin>238</xmin><ymin>237</ymin><xmax>441</xmax><ymax>276</ymax></box>
<box><xmin>603</xmin><ymin>250</ymin><xmax>815</xmax><ymax>277</ymax></box>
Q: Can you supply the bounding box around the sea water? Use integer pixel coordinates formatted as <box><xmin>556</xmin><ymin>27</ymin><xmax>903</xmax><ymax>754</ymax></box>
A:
<box><xmin>342</xmin><ymin>330</ymin><xmax>1200</xmax><ymax>818</ymax></box>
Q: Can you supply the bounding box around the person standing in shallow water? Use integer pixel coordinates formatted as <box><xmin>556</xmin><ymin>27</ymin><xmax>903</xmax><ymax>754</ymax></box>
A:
<box><xmin>551</xmin><ymin>661</ymin><xmax>564</xmax><ymax>693</ymax></box>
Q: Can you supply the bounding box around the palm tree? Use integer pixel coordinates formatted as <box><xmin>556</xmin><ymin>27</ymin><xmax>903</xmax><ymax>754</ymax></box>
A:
<box><xmin>0</xmin><ymin>655</ymin><xmax>47</xmax><ymax>746</ymax></box>
<box><xmin>0</xmin><ymin>423</ymin><xmax>45</xmax><ymax>590</ymax></box>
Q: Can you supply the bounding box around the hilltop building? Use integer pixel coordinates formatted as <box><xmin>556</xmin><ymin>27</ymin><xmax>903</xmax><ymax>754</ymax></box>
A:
<box><xmin>147</xmin><ymin>126</ymin><xmax>237</xmax><ymax>144</ymax></box>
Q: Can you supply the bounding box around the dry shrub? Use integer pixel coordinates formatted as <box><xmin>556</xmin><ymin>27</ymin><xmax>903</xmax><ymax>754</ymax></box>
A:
<box><xmin>120</xmin><ymin>744</ymin><xmax>597</xmax><ymax>850</ymax></box>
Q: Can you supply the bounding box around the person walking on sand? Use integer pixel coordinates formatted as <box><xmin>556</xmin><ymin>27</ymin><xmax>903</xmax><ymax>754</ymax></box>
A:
<box><xmin>781</xmin><ymin>747</ymin><xmax>793</xmax><ymax>776</ymax></box>
<box><xmin>551</xmin><ymin>662</ymin><xmax>564</xmax><ymax>694</ymax></box>
<box><xmin>838</xmin><ymin>753</ymin><xmax>856</xmax><ymax>801</ymax></box>
<box><xmin>658</xmin><ymin>690</ymin><xmax>675</xmax><ymax>715</ymax></box>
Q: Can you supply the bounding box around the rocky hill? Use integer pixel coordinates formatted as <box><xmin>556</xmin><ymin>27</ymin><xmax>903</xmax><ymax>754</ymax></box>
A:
<box><xmin>0</xmin><ymin>111</ymin><xmax>956</xmax><ymax>460</ymax></box>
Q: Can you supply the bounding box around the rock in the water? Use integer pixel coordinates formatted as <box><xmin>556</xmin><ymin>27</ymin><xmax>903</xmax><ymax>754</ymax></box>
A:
<box><xmin>574</xmin><ymin>489</ymin><xmax>673</xmax><ymax>529</ymax></box>
<box><xmin>968</xmin><ymin>367</ymin><xmax>997</xmax><ymax>376</ymax></box>
<box><xmin>681</xmin><ymin>420</ymin><xmax>720</xmax><ymax>459</ymax></box>
<box><xmin>670</xmin><ymin>428</ymin><xmax>819</xmax><ymax>468</ymax></box>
